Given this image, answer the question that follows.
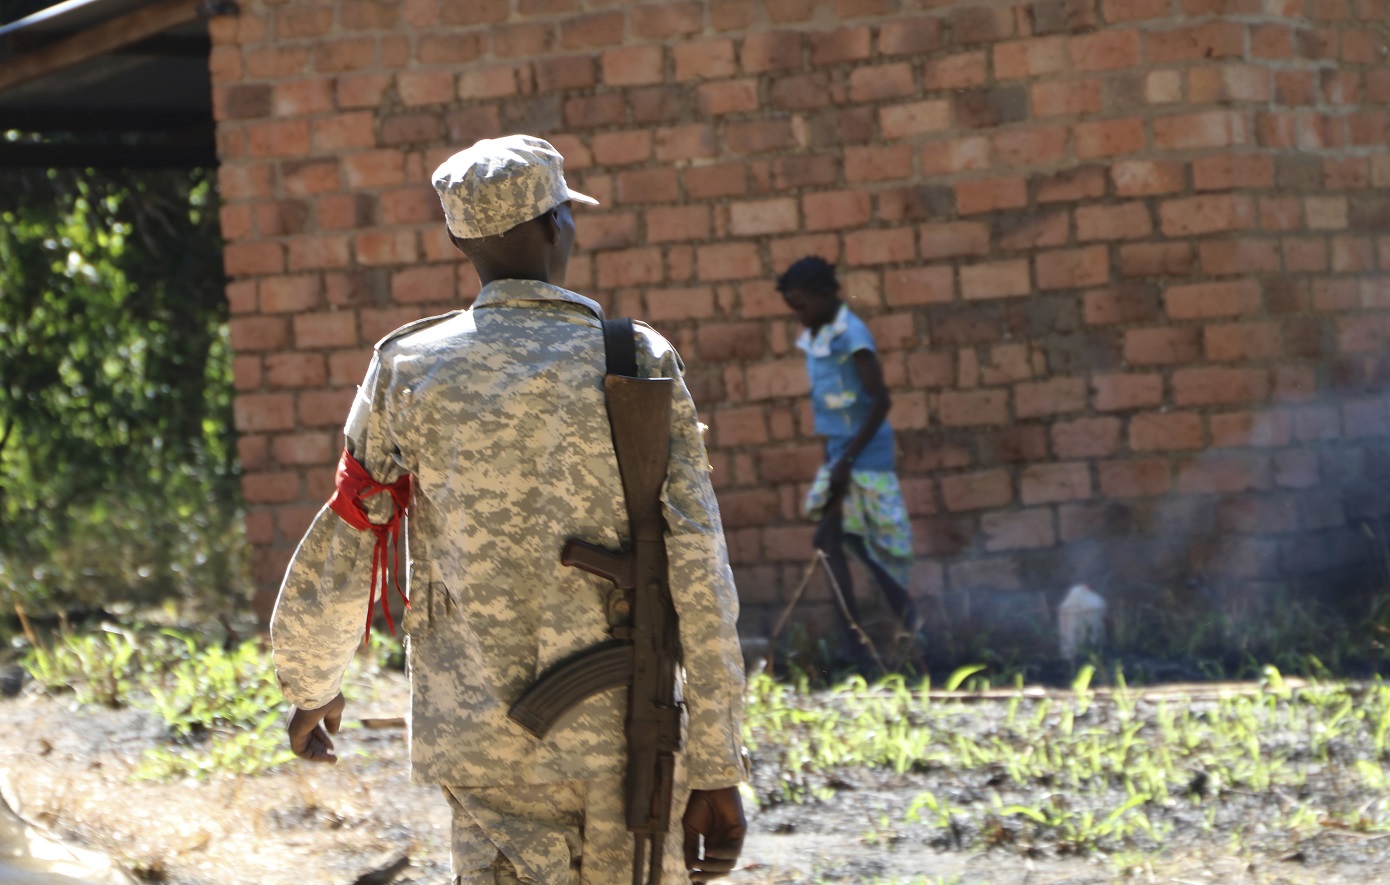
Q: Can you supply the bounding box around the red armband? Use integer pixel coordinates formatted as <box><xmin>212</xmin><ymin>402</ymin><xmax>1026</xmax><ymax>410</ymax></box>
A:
<box><xmin>327</xmin><ymin>448</ymin><xmax>412</xmax><ymax>640</ymax></box>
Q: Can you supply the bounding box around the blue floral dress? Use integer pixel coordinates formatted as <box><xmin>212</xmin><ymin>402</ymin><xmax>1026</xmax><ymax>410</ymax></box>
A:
<box><xmin>797</xmin><ymin>305</ymin><xmax>915</xmax><ymax>589</ymax></box>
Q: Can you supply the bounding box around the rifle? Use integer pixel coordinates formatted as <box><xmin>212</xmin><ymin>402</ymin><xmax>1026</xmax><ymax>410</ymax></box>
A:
<box><xmin>508</xmin><ymin>320</ymin><xmax>683</xmax><ymax>885</ymax></box>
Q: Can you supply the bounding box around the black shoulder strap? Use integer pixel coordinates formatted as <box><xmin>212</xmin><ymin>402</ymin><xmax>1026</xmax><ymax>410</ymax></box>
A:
<box><xmin>602</xmin><ymin>317</ymin><xmax>638</xmax><ymax>379</ymax></box>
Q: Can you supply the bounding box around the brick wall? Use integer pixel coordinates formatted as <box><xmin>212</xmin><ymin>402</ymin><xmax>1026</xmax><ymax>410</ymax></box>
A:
<box><xmin>212</xmin><ymin>0</ymin><xmax>1390</xmax><ymax>641</ymax></box>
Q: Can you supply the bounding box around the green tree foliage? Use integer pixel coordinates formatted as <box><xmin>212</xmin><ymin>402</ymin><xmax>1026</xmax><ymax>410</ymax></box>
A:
<box><xmin>0</xmin><ymin>162</ymin><xmax>245</xmax><ymax>615</ymax></box>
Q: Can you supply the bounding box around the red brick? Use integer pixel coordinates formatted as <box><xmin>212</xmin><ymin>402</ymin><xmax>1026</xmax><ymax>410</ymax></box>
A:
<box><xmin>234</xmin><ymin>392</ymin><xmax>296</xmax><ymax>433</ymax></box>
<box><xmin>993</xmin><ymin>127</ymin><xmax>1069</xmax><ymax>168</ymax></box>
<box><xmin>951</xmin><ymin>5</ymin><xmax>1015</xmax><ymax>44</ymax></box>
<box><xmin>259</xmin><ymin>275</ymin><xmax>322</xmax><ymax>314</ymax></box>
<box><xmin>492</xmin><ymin>22</ymin><xmax>555</xmax><ymax>57</ymax></box>
<box><xmin>603</xmin><ymin>45</ymin><xmax>664</xmax><ymax>86</ymax></box>
<box><xmin>1015</xmin><ymin>377</ymin><xmax>1087</xmax><ymax>418</ymax></box>
<box><xmin>225</xmin><ymin>241</ymin><xmax>285</xmax><ymax>277</ymax></box>
<box><xmin>1160</xmin><ymin>195</ymin><xmax>1256</xmax><ymax>236</ymax></box>
<box><xmin>955</xmin><ymin>85</ymin><xmax>1030</xmax><ymax>129</ymax></box>
<box><xmin>1173</xmin><ymin>367</ymin><xmax>1269</xmax><ymax>406</ymax></box>
<box><xmin>288</xmin><ymin>236</ymin><xmax>351</xmax><ymax>271</ymax></box>
<box><xmin>746</xmin><ymin>358</ymin><xmax>811</xmax><ymax>401</ymax></box>
<box><xmin>1153</xmin><ymin>111</ymin><xmax>1250</xmax><ymax>151</ymax></box>
<box><xmin>940</xmin><ymin>470</ymin><xmax>1013</xmax><ymax>511</ymax></box>
<box><xmin>1117</xmin><ymin>241</ymin><xmax>1195</xmax><ymax>276</ymax></box>
<box><xmin>292</xmin><ymin>310</ymin><xmax>358</xmax><ymax>350</ymax></box>
<box><xmin>1176</xmin><ymin>455</ymin><xmax>1271</xmax><ymax>495</ymax></box>
<box><xmin>1101</xmin><ymin>0</ymin><xmax>1170</xmax><ymax>20</ymax></box>
<box><xmin>1093</xmin><ymin>373</ymin><xmax>1163</xmax><ymax>411</ymax></box>
<box><xmin>674</xmin><ymin>39</ymin><xmax>736</xmax><ymax>81</ymax></box>
<box><xmin>727</xmin><ymin>120</ymin><xmax>798</xmax><ymax>155</ymax></box>
<box><xmin>1099</xmin><ymin>458</ymin><xmax>1171</xmax><ymax>497</ymax></box>
<box><xmin>1148</xmin><ymin>22</ymin><xmax>1246</xmax><ymax>62</ymax></box>
<box><xmin>1164</xmin><ymin>279</ymin><xmax>1262</xmax><ymax>319</ymax></box>
<box><xmin>982</xmin><ymin>509</ymin><xmax>1056</xmax><ymax>552</ymax></box>
<box><xmin>595</xmin><ymin>248</ymin><xmax>664</xmax><ymax>289</ymax></box>
<box><xmin>242</xmin><ymin>472</ymin><xmax>302</xmax><ymax>505</ymax></box>
<box><xmin>1083</xmin><ymin>285</ymin><xmax>1158</xmax><ymax>324</ymax></box>
<box><xmin>1252</xmin><ymin>23</ymin><xmax>1294</xmax><ymax>58</ymax></box>
<box><xmin>776</xmin><ymin>154</ymin><xmax>838</xmax><ymax>191</ymax></box>
<box><xmin>1192</xmin><ymin>154</ymin><xmax>1275</xmax><ymax>191</ymax></box>
<box><xmin>460</xmin><ymin>65</ymin><xmax>522</xmax><ymax>100</ymax></box>
<box><xmin>246</xmin><ymin>46</ymin><xmax>310</xmax><ymax>79</ymax></box>
<box><xmin>591</xmin><ymin>130</ymin><xmax>651</xmax><ymax>166</ymax></box>
<box><xmin>994</xmin><ymin>36</ymin><xmax>1069</xmax><ymax>79</ymax></box>
<box><xmin>955</xmin><ymin>177</ymin><xmax>1028</xmax><ymax>215</ymax></box>
<box><xmin>264</xmin><ymin>79</ymin><xmax>333</xmax><ymax>118</ymax></box>
<box><xmin>961</xmin><ymin>260</ymin><xmax>1031</xmax><ymax>300</ymax></box>
<box><xmin>1199</xmin><ymin>239</ymin><xmax>1281</xmax><ymax>276</ymax></box>
<box><xmin>312</xmin><ymin>113</ymin><xmax>375</xmax><ymax>152</ymax></box>
<box><xmin>1077</xmin><ymin>203</ymin><xmax>1153</xmax><ymax>241</ymax></box>
<box><xmin>921</xmin><ymin>138</ymin><xmax>992</xmax><ymax>176</ymax></box>
<box><xmin>1075</xmin><ymin>118</ymin><xmax>1146</xmax><ymax>158</ymax></box>
<box><xmin>844</xmin><ymin>145</ymin><xmax>913</xmax><ymax>183</ymax></box>
<box><xmin>1031</xmin><ymin>79</ymin><xmax>1103</xmax><ymax>117</ymax></box>
<box><xmin>920</xmin><ymin>222</ymin><xmax>991</xmax><ymax>260</ymax></box>
<box><xmin>999</xmin><ymin>212</ymin><xmax>1070</xmax><ymax>251</ymax></box>
<box><xmin>1124</xmin><ymin>327</ymin><xmax>1201</xmax><ymax>365</ymax></box>
<box><xmin>697</xmin><ymin>243</ymin><xmax>762</xmax><ymax>280</ymax></box>
<box><xmin>880</xmin><ymin>100</ymin><xmax>952</xmax><ymax>139</ymax></box>
<box><xmin>1036</xmin><ymin>246</ymin><xmax>1110</xmax><ymax>290</ymax></box>
<box><xmin>638</xmin><ymin>206</ymin><xmax>704</xmax><ymax>243</ymax></box>
<box><xmin>336</xmin><ymin>72</ymin><xmax>392</xmax><ymax>109</ymax></box>
<box><xmin>848</xmin><ymin>63</ymin><xmax>915</xmax><ymax>101</ymax></box>
<box><xmin>1130</xmin><ymin>411</ymin><xmax>1205</xmax><ymax>451</ymax></box>
<box><xmin>1021</xmin><ymin>462</ymin><xmax>1092</xmax><ymax>504</ymax></box>
<box><xmin>418</xmin><ymin>32</ymin><xmax>484</xmax><ymax>64</ymax></box>
<box><xmin>617</xmin><ymin>168</ymin><xmax>679</xmax><ymax>204</ymax></box>
<box><xmin>1209</xmin><ymin>411</ymin><xmax>1293</xmax><ymax>448</ymax></box>
<box><xmin>1053</xmin><ymin>417</ymin><xmax>1123</xmax><ymax>458</ymax></box>
<box><xmin>810</xmin><ymin>26</ymin><xmax>871</xmax><ymax>66</ymax></box>
<box><xmin>298</xmin><ymin>388</ymin><xmax>357</xmax><ymax>428</ymax></box>
<box><xmin>938</xmin><ymin>390</ymin><xmax>1010</xmax><ymax>426</ymax></box>
<box><xmin>1111</xmin><ymin>160</ymin><xmax>1185</xmax><ymax>197</ymax></box>
<box><xmin>804</xmin><ymin>191</ymin><xmax>872</xmax><ymax>231</ymax></box>
<box><xmin>1188</xmin><ymin>65</ymin><xmax>1270</xmax><ymax>104</ymax></box>
<box><xmin>314</xmin><ymin>37</ymin><xmax>377</xmax><ymax>73</ymax></box>
<box><xmin>697</xmin><ymin>323</ymin><xmax>766</xmax><ymax>362</ymax></box>
<box><xmin>845</xmin><ymin>228</ymin><xmax>915</xmax><ymax>265</ymax></box>
<box><xmin>697</xmin><ymin>80</ymin><xmax>760</xmax><ymax>116</ymax></box>
<box><xmin>632</xmin><ymin>2</ymin><xmax>702</xmax><ymax>39</ymax></box>
<box><xmin>397</xmin><ymin>70</ymin><xmax>455</xmax><ymax>107</ymax></box>
<box><xmin>740</xmin><ymin>32</ymin><xmax>802</xmax><ymax>73</ymax></box>
<box><xmin>923</xmin><ymin>52</ymin><xmax>989</xmax><ymax>90</ymax></box>
<box><xmin>1036</xmin><ymin>166</ymin><xmax>1107</xmax><ymax>203</ymax></box>
<box><xmin>885</xmin><ymin>266</ymin><xmax>955</xmax><ymax>306</ymax></box>
<box><xmin>686</xmin><ymin>164</ymin><xmax>747</xmax><ymax>199</ymax></box>
<box><xmin>354</xmin><ymin>230</ymin><xmax>418</xmax><ymax>266</ymax></box>
<box><xmin>1069</xmin><ymin>29</ymin><xmax>1141</xmax><ymax>70</ymax></box>
<box><xmin>879</xmin><ymin>17</ymin><xmax>944</xmax><ymax>55</ymax></box>
<box><xmin>343</xmin><ymin>150</ymin><xmax>406</xmax><ymax>189</ymax></box>
<box><xmin>264</xmin><ymin>352</ymin><xmax>328</xmax><ymax>389</ymax></box>
<box><xmin>730</xmin><ymin>199</ymin><xmax>800</xmax><ymax>236</ymax></box>
<box><xmin>246</xmin><ymin>119</ymin><xmax>310</xmax><ymax>158</ymax></box>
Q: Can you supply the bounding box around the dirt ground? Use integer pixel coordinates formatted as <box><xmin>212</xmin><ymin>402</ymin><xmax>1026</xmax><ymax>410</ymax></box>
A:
<box><xmin>1</xmin><ymin>669</ymin><xmax>1388</xmax><ymax>885</ymax></box>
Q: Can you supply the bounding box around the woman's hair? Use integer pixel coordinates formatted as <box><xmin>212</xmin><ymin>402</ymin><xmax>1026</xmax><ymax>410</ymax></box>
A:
<box><xmin>775</xmin><ymin>255</ymin><xmax>839</xmax><ymax>296</ymax></box>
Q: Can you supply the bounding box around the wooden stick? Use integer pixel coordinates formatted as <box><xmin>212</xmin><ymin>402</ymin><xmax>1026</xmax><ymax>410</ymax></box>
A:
<box><xmin>10</xmin><ymin>589</ymin><xmax>38</xmax><ymax>648</ymax></box>
<box><xmin>816</xmin><ymin>550</ymin><xmax>889</xmax><ymax>673</ymax></box>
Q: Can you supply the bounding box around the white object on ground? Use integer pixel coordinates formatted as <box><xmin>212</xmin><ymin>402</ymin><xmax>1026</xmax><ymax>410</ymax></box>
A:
<box><xmin>0</xmin><ymin>770</ymin><xmax>131</xmax><ymax>885</ymax></box>
<box><xmin>1057</xmin><ymin>584</ymin><xmax>1107</xmax><ymax>659</ymax></box>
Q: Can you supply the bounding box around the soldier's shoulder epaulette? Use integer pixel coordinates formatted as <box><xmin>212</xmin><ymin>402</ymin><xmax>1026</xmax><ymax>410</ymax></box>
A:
<box><xmin>373</xmin><ymin>310</ymin><xmax>464</xmax><ymax>351</ymax></box>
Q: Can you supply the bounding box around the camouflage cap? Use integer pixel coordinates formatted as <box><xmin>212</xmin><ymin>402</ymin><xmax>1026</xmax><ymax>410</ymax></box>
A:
<box><xmin>432</xmin><ymin>135</ymin><xmax>598</xmax><ymax>239</ymax></box>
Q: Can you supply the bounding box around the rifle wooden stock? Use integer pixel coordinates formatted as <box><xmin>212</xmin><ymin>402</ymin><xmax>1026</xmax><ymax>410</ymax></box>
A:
<box><xmin>506</xmin><ymin>374</ymin><xmax>682</xmax><ymax>885</ymax></box>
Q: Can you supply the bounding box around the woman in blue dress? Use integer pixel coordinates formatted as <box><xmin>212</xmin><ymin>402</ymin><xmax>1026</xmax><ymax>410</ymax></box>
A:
<box><xmin>777</xmin><ymin>256</ymin><xmax>919</xmax><ymax>664</ymax></box>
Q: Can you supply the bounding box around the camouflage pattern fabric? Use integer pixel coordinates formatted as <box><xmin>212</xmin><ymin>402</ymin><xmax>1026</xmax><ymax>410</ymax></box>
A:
<box><xmin>270</xmin><ymin>279</ymin><xmax>747</xmax><ymax>793</ymax></box>
<box><xmin>443</xmin><ymin>749</ymin><xmax>690</xmax><ymax>884</ymax></box>
<box><xmin>432</xmin><ymin>135</ymin><xmax>597</xmax><ymax>240</ymax></box>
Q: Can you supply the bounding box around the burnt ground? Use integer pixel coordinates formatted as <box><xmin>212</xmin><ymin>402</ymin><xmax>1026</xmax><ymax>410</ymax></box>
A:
<box><xmin>1</xmin><ymin>669</ymin><xmax>1388</xmax><ymax>885</ymax></box>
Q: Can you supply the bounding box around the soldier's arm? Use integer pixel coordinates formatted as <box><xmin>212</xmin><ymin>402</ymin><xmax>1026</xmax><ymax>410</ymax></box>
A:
<box><xmin>643</xmin><ymin>330</ymin><xmax>748</xmax><ymax>790</ymax></box>
<box><xmin>271</xmin><ymin>353</ymin><xmax>408</xmax><ymax>711</ymax></box>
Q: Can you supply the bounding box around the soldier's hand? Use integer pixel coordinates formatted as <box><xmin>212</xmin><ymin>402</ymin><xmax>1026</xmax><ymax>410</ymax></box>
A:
<box><xmin>286</xmin><ymin>692</ymin><xmax>345</xmax><ymax>763</ymax></box>
<box><xmin>682</xmin><ymin>786</ymin><xmax>746</xmax><ymax>881</ymax></box>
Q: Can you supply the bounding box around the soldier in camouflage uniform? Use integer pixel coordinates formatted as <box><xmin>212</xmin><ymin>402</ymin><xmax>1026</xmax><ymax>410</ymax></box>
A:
<box><xmin>270</xmin><ymin>135</ymin><xmax>748</xmax><ymax>884</ymax></box>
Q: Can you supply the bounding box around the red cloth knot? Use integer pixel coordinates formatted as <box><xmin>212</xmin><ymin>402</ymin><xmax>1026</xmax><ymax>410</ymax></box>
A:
<box><xmin>327</xmin><ymin>448</ymin><xmax>412</xmax><ymax>640</ymax></box>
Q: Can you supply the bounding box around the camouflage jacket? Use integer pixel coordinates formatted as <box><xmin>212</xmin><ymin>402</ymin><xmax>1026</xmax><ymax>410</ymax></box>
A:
<box><xmin>270</xmin><ymin>279</ymin><xmax>747</xmax><ymax>789</ymax></box>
